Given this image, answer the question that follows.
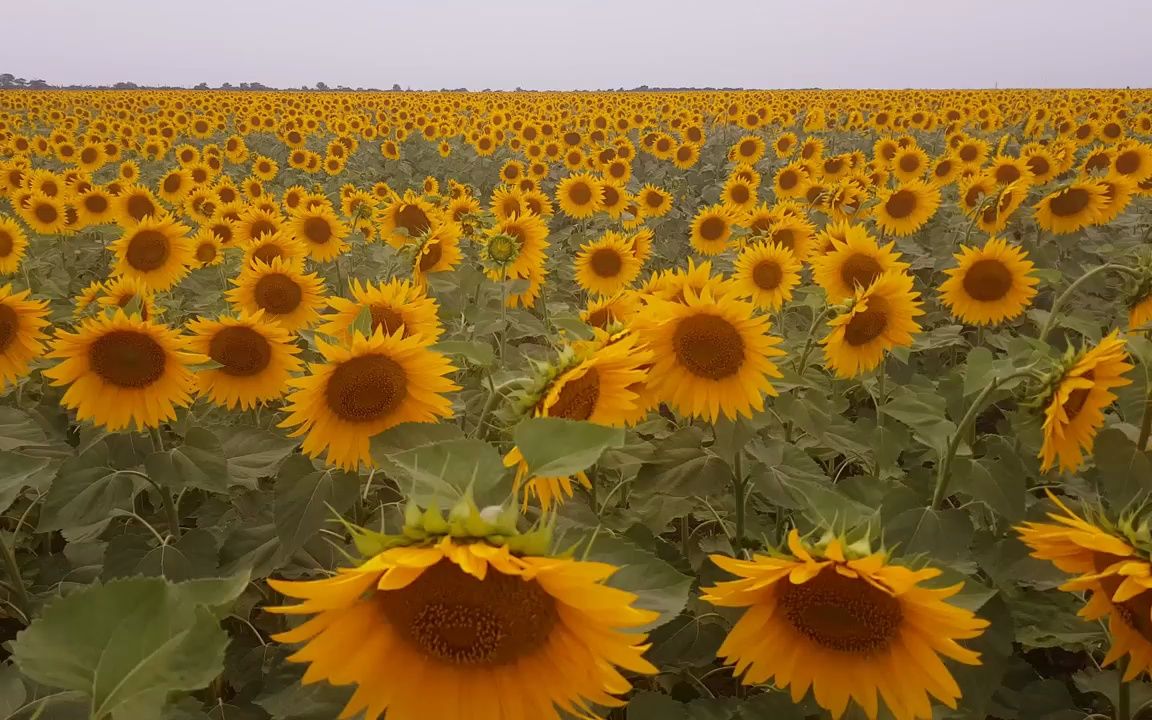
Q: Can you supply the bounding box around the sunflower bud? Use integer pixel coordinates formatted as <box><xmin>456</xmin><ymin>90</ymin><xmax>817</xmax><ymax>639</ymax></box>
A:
<box><xmin>486</xmin><ymin>233</ymin><xmax>519</xmax><ymax>264</ymax></box>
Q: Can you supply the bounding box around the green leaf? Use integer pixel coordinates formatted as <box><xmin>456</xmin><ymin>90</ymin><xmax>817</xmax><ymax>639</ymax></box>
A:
<box><xmin>431</xmin><ymin>340</ymin><xmax>495</xmax><ymax>367</ymax></box>
<box><xmin>513</xmin><ymin>417</ymin><xmax>625</xmax><ymax>477</ymax></box>
<box><xmin>38</xmin><ymin>443</ymin><xmax>138</xmax><ymax>532</ymax></box>
<box><xmin>628</xmin><ymin>691</ymin><xmax>686</xmax><ymax>720</ymax></box>
<box><xmin>144</xmin><ymin>427</ymin><xmax>229</xmax><ymax>493</ymax></box>
<box><xmin>370</xmin><ymin>421</ymin><xmax>464</xmax><ymax>458</ymax></box>
<box><xmin>221</xmin><ymin>428</ymin><xmax>297</xmax><ymax>485</ymax></box>
<box><xmin>103</xmin><ymin>529</ymin><xmax>220</xmax><ymax>582</ymax></box>
<box><xmin>390</xmin><ymin>438</ymin><xmax>507</xmax><ymax>506</ymax></box>
<box><xmin>583</xmin><ymin>535</ymin><xmax>691</xmax><ymax>631</ymax></box>
<box><xmin>0</xmin><ymin>664</ymin><xmax>27</xmax><ymax>719</ymax></box>
<box><xmin>952</xmin><ymin>457</ymin><xmax>1025</xmax><ymax>521</ymax></box>
<box><xmin>0</xmin><ymin>450</ymin><xmax>50</xmax><ymax>514</ymax></box>
<box><xmin>11</xmin><ymin>578</ymin><xmax>230</xmax><ymax>720</ymax></box>
<box><xmin>1091</xmin><ymin>428</ymin><xmax>1152</xmax><ymax>510</ymax></box>
<box><xmin>273</xmin><ymin>455</ymin><xmax>359</xmax><ymax>556</ymax></box>
<box><xmin>963</xmin><ymin>346</ymin><xmax>996</xmax><ymax>397</ymax></box>
<box><xmin>747</xmin><ymin>439</ymin><xmax>872</xmax><ymax>528</ymax></box>
<box><xmin>885</xmin><ymin>507</ymin><xmax>974</xmax><ymax>566</ymax></box>
<box><xmin>881</xmin><ymin>386</ymin><xmax>957</xmax><ymax>457</ymax></box>
<box><xmin>0</xmin><ymin>407</ymin><xmax>47</xmax><ymax>451</ymax></box>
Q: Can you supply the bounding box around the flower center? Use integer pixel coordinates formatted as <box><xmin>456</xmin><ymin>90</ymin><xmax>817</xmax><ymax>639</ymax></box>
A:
<box><xmin>378</xmin><ymin>559</ymin><xmax>557</xmax><ymax>666</ymax></box>
<box><xmin>253</xmin><ymin>274</ymin><xmax>303</xmax><ymax>315</ymax></box>
<box><xmin>547</xmin><ymin>367</ymin><xmax>601</xmax><ymax>420</ymax></box>
<box><xmin>324</xmin><ymin>353</ymin><xmax>407</xmax><ymax>422</ymax></box>
<box><xmin>568</xmin><ymin>182</ymin><xmax>593</xmax><ymax>206</ymax></box>
<box><xmin>884</xmin><ymin>189</ymin><xmax>917</xmax><ymax>219</ymax></box>
<box><xmin>209</xmin><ymin>325</ymin><xmax>272</xmax><ymax>377</ymax></box>
<box><xmin>126</xmin><ymin>195</ymin><xmax>155</xmax><ymax>222</ymax></box>
<box><xmin>418</xmin><ymin>240</ymin><xmax>444</xmax><ymax>272</ymax></box>
<box><xmin>0</xmin><ymin>304</ymin><xmax>17</xmax><ymax>353</ymax></box>
<box><xmin>195</xmin><ymin>242</ymin><xmax>217</xmax><ymax>263</ymax></box>
<box><xmin>302</xmin><ymin>216</ymin><xmax>332</xmax><ymax>245</ymax></box>
<box><xmin>752</xmin><ymin>259</ymin><xmax>783</xmax><ymax>291</ymax></box>
<box><xmin>248</xmin><ymin>218</ymin><xmax>277</xmax><ymax>239</ymax></box>
<box><xmin>589</xmin><ymin>248</ymin><xmax>623</xmax><ymax>278</ymax></box>
<box><xmin>673</xmin><ymin>314</ymin><xmax>745</xmax><ymax>380</ymax></box>
<box><xmin>0</xmin><ymin>230</ymin><xmax>12</xmax><ymax>258</ymax></box>
<box><xmin>962</xmin><ymin>258</ymin><xmax>1013</xmax><ymax>302</ymax></box>
<box><xmin>839</xmin><ymin>253</ymin><xmax>884</xmax><ymax>292</ymax></box>
<box><xmin>1049</xmin><ymin>188</ymin><xmax>1091</xmax><ymax>217</ymax></box>
<box><xmin>844</xmin><ymin>298</ymin><xmax>889</xmax><ymax>346</ymax></box>
<box><xmin>699</xmin><ymin>217</ymin><xmax>726</xmax><ymax>242</ymax></box>
<box><xmin>88</xmin><ymin>329</ymin><xmax>167</xmax><ymax>388</ymax></box>
<box><xmin>1062</xmin><ymin>370</ymin><xmax>1095</xmax><ymax>420</ymax></box>
<box><xmin>779</xmin><ymin>566</ymin><xmax>903</xmax><ymax>653</ymax></box>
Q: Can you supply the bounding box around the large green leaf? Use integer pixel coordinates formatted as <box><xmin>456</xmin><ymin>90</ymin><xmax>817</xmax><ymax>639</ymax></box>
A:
<box><xmin>747</xmin><ymin>439</ymin><xmax>872</xmax><ymax>528</ymax></box>
<box><xmin>881</xmin><ymin>386</ymin><xmax>957</xmax><ymax>457</ymax></box>
<box><xmin>1091</xmin><ymin>428</ymin><xmax>1152</xmax><ymax>510</ymax></box>
<box><xmin>273</xmin><ymin>455</ymin><xmax>359</xmax><ymax>556</ymax></box>
<box><xmin>221</xmin><ymin>428</ymin><xmax>297</xmax><ymax>485</ymax></box>
<box><xmin>389</xmin><ymin>437</ymin><xmax>507</xmax><ymax>506</ymax></box>
<box><xmin>144</xmin><ymin>427</ymin><xmax>229</xmax><ymax>494</ymax></box>
<box><xmin>38</xmin><ymin>443</ymin><xmax>139</xmax><ymax>532</ymax></box>
<box><xmin>11</xmin><ymin>577</ymin><xmax>240</xmax><ymax>720</ymax></box>
<box><xmin>582</xmin><ymin>534</ymin><xmax>691</xmax><ymax>632</ymax></box>
<box><xmin>513</xmin><ymin>417</ymin><xmax>625</xmax><ymax>477</ymax></box>
<box><xmin>0</xmin><ymin>407</ymin><xmax>47</xmax><ymax>451</ymax></box>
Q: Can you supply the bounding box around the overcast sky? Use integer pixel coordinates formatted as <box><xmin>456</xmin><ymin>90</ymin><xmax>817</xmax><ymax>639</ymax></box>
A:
<box><xmin>2</xmin><ymin>0</ymin><xmax>1149</xmax><ymax>90</ymax></box>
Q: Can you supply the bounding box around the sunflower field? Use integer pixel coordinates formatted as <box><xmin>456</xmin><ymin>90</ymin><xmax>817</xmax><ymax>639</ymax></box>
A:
<box><xmin>1</xmin><ymin>88</ymin><xmax>1152</xmax><ymax>720</ymax></box>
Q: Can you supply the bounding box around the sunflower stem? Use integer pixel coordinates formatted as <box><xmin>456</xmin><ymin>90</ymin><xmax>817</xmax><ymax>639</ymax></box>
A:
<box><xmin>732</xmin><ymin>449</ymin><xmax>747</xmax><ymax>557</ymax></box>
<box><xmin>1118</xmin><ymin>665</ymin><xmax>1131</xmax><ymax>720</ymax></box>
<box><xmin>498</xmin><ymin>263</ymin><xmax>509</xmax><ymax>362</ymax></box>
<box><xmin>1139</xmin><ymin>374</ymin><xmax>1152</xmax><ymax>452</ymax></box>
<box><xmin>0</xmin><ymin>534</ymin><xmax>30</xmax><ymax>620</ymax></box>
<box><xmin>875</xmin><ymin>357</ymin><xmax>887</xmax><ymax>432</ymax></box>
<box><xmin>1038</xmin><ymin>264</ymin><xmax>1140</xmax><ymax>343</ymax></box>
<box><xmin>147</xmin><ymin>430</ymin><xmax>182</xmax><ymax>540</ymax></box>
<box><xmin>794</xmin><ymin>304</ymin><xmax>834</xmax><ymax>378</ymax></box>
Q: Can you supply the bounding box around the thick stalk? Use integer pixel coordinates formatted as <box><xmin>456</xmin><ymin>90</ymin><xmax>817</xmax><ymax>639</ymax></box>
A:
<box><xmin>147</xmin><ymin>430</ymin><xmax>181</xmax><ymax>539</ymax></box>
<box><xmin>875</xmin><ymin>358</ymin><xmax>887</xmax><ymax>432</ymax></box>
<box><xmin>1038</xmin><ymin>264</ymin><xmax>1140</xmax><ymax>342</ymax></box>
<box><xmin>498</xmin><ymin>264</ymin><xmax>509</xmax><ymax>361</ymax></box>
<box><xmin>793</xmin><ymin>305</ymin><xmax>834</xmax><ymax>377</ymax></box>
<box><xmin>1140</xmin><ymin>371</ymin><xmax>1152</xmax><ymax>451</ymax></box>
<box><xmin>732</xmin><ymin>450</ymin><xmax>746</xmax><ymax>556</ymax></box>
<box><xmin>1117</xmin><ymin>663</ymin><xmax>1131</xmax><ymax>720</ymax></box>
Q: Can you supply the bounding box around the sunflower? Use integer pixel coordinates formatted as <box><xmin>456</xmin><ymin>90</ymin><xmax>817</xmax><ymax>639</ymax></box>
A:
<box><xmin>108</xmin><ymin>213</ymin><xmax>193</xmax><ymax>292</ymax></box>
<box><xmin>773</xmin><ymin>162</ymin><xmax>810</xmax><ymax>200</ymax></box>
<box><xmin>233</xmin><ymin>206</ymin><xmax>284</xmax><ymax>246</ymax></box>
<box><xmin>721</xmin><ymin>176</ymin><xmax>758</xmax><ymax>211</ymax></box>
<box><xmin>1112</xmin><ymin>142</ymin><xmax>1152</xmax><ymax>182</ymax></box>
<box><xmin>872</xmin><ymin>180</ymin><xmax>940</xmax><ymax>237</ymax></box>
<box><xmin>506</xmin><ymin>331</ymin><xmax>652</xmax><ymax>508</ymax></box>
<box><xmin>227</xmin><ymin>256</ymin><xmax>327</xmax><ymax>332</ymax></box>
<box><xmin>156</xmin><ymin>167</ymin><xmax>193</xmax><ymax>203</ymax></box>
<box><xmin>555</xmin><ymin>172</ymin><xmax>601</xmax><ymax>219</ymax></box>
<box><xmin>191</xmin><ymin>228</ymin><xmax>224</xmax><ymax>268</ymax></box>
<box><xmin>939</xmin><ymin>237</ymin><xmax>1038</xmax><ymax>326</ymax></box>
<box><xmin>732</xmin><ymin>242</ymin><xmax>802</xmax><ymax>311</ymax></box>
<box><xmin>0</xmin><ymin>216</ymin><xmax>29</xmax><ymax>274</ymax></box>
<box><xmin>19</xmin><ymin>193</ymin><xmax>67</xmax><ymax>235</ymax></box>
<box><xmin>268</xmin><ymin>531</ymin><xmax>657</xmax><ymax>720</ymax></box>
<box><xmin>288</xmin><ymin>203</ymin><xmax>349</xmax><ymax>262</ymax></box>
<box><xmin>637</xmin><ymin>184</ymin><xmax>672</xmax><ymax>217</ymax></box>
<box><xmin>598</xmin><ymin>181</ymin><xmax>629</xmax><ymax>218</ymax></box>
<box><xmin>378</xmin><ymin>191</ymin><xmax>441</xmax><ymax>249</ymax></box>
<box><xmin>822</xmin><ymin>271</ymin><xmax>923</xmax><ymax>379</ymax></box>
<box><xmin>280</xmin><ymin>328</ymin><xmax>457</xmax><ymax>470</ymax></box>
<box><xmin>636</xmin><ymin>286</ymin><xmax>783</xmax><ymax>422</ymax></box>
<box><xmin>975</xmin><ymin>181</ymin><xmax>1028</xmax><ymax>235</ymax></box>
<box><xmin>489</xmin><ymin>185</ymin><xmax>526</xmax><ymax>221</ymax></box>
<box><xmin>0</xmin><ymin>284</ymin><xmax>50</xmax><ymax>388</ymax></box>
<box><xmin>731</xmin><ymin>135</ymin><xmax>766</xmax><ymax>163</ymax></box>
<box><xmin>243</xmin><ymin>230</ymin><xmax>308</xmax><ymax>269</ymax></box>
<box><xmin>758</xmin><ymin>217</ymin><xmax>816</xmax><ymax>262</ymax></box>
<box><xmin>44</xmin><ymin>310</ymin><xmax>199</xmax><ymax>431</ymax></box>
<box><xmin>1095</xmin><ymin>172</ymin><xmax>1137</xmax><ymax>225</ymax></box>
<box><xmin>186</xmin><ymin>310</ymin><xmax>302</xmax><ymax>410</ymax></box>
<box><xmin>703</xmin><ymin>530</ymin><xmax>988</xmax><ymax>720</ymax></box>
<box><xmin>114</xmin><ymin>186</ymin><xmax>163</xmax><ymax>225</ymax></box>
<box><xmin>574</xmin><ymin>231</ymin><xmax>643</xmax><ymax>297</ymax></box>
<box><xmin>811</xmin><ymin>225</ymin><xmax>907</xmax><ymax>301</ymax></box>
<box><xmin>97</xmin><ymin>275</ymin><xmax>161</xmax><ymax>321</ymax></box>
<box><xmin>581</xmin><ymin>292</ymin><xmax>641</xmax><ymax>329</ymax></box>
<box><xmin>408</xmin><ymin>221</ymin><xmax>462</xmax><ymax>288</ymax></box>
<box><xmin>1039</xmin><ymin>331</ymin><xmax>1133</xmax><ymax>472</ymax></box>
<box><xmin>484</xmin><ymin>214</ymin><xmax>548</xmax><ymax>281</ymax></box>
<box><xmin>1033</xmin><ymin>181</ymin><xmax>1108</xmax><ymax>234</ymax></box>
<box><xmin>690</xmin><ymin>204</ymin><xmax>739</xmax><ymax>256</ymax></box>
<box><xmin>76</xmin><ymin>187</ymin><xmax>117</xmax><ymax>226</ymax></box>
<box><xmin>891</xmin><ymin>146</ymin><xmax>929</xmax><ymax>182</ymax></box>
<box><xmin>319</xmin><ymin>278</ymin><xmax>442</xmax><ymax>343</ymax></box>
<box><xmin>1129</xmin><ymin>291</ymin><xmax>1152</xmax><ymax>330</ymax></box>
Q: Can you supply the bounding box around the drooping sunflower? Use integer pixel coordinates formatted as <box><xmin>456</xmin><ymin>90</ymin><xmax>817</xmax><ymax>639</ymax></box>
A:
<box><xmin>243</xmin><ymin>230</ymin><xmax>308</xmax><ymax>269</ymax></box>
<box><xmin>0</xmin><ymin>216</ymin><xmax>29</xmax><ymax>274</ymax></box>
<box><xmin>574</xmin><ymin>231</ymin><xmax>643</xmax><ymax>297</ymax></box>
<box><xmin>811</xmin><ymin>225</ymin><xmax>908</xmax><ymax>301</ymax></box>
<box><xmin>280</xmin><ymin>328</ymin><xmax>458</xmax><ymax>470</ymax></box>
<box><xmin>319</xmin><ymin>278</ymin><xmax>443</xmax><ymax>344</ymax></box>
<box><xmin>109</xmin><ymin>213</ymin><xmax>194</xmax><ymax>291</ymax></box>
<box><xmin>872</xmin><ymin>180</ymin><xmax>940</xmax><ymax>237</ymax></box>
<box><xmin>1017</xmin><ymin>492</ymin><xmax>1152</xmax><ymax>681</ymax></box>
<box><xmin>268</xmin><ymin>526</ymin><xmax>658</xmax><ymax>720</ymax></box>
<box><xmin>0</xmin><ymin>284</ymin><xmax>50</xmax><ymax>388</ymax></box>
<box><xmin>186</xmin><ymin>310</ymin><xmax>303</xmax><ymax>410</ymax></box>
<box><xmin>1039</xmin><ymin>331</ymin><xmax>1133</xmax><ymax>472</ymax></box>
<box><xmin>505</xmin><ymin>330</ymin><xmax>652</xmax><ymax>509</ymax></box>
<box><xmin>636</xmin><ymin>286</ymin><xmax>784</xmax><ymax>421</ymax></box>
<box><xmin>690</xmin><ymin>204</ymin><xmax>739</xmax><ymax>256</ymax></box>
<box><xmin>703</xmin><ymin>530</ymin><xmax>988</xmax><ymax>720</ymax></box>
<box><xmin>1033</xmin><ymin>180</ymin><xmax>1108</xmax><ymax>234</ymax></box>
<box><xmin>44</xmin><ymin>310</ymin><xmax>200</xmax><ymax>431</ymax></box>
<box><xmin>227</xmin><ymin>256</ymin><xmax>327</xmax><ymax>332</ymax></box>
<box><xmin>581</xmin><ymin>292</ymin><xmax>641</xmax><ymax>329</ymax></box>
<box><xmin>96</xmin><ymin>275</ymin><xmax>161</xmax><ymax>321</ymax></box>
<box><xmin>288</xmin><ymin>203</ymin><xmax>349</xmax><ymax>262</ymax></box>
<box><xmin>975</xmin><ymin>181</ymin><xmax>1028</xmax><ymax>235</ymax></box>
<box><xmin>822</xmin><ymin>271</ymin><xmax>923</xmax><ymax>379</ymax></box>
<box><xmin>732</xmin><ymin>242</ymin><xmax>802</xmax><ymax>311</ymax></box>
<box><xmin>938</xmin><ymin>237</ymin><xmax>1039</xmax><ymax>326</ymax></box>
<box><xmin>555</xmin><ymin>172</ymin><xmax>602</xmax><ymax>219</ymax></box>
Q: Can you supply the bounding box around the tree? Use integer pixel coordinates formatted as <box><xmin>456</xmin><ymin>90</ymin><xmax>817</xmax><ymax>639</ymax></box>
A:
<box><xmin>315</xmin><ymin>82</ymin><xmax>329</xmax><ymax>91</ymax></box>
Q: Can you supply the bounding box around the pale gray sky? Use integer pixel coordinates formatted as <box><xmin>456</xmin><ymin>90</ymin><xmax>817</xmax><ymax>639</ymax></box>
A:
<box><xmin>2</xmin><ymin>0</ymin><xmax>1149</xmax><ymax>90</ymax></box>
